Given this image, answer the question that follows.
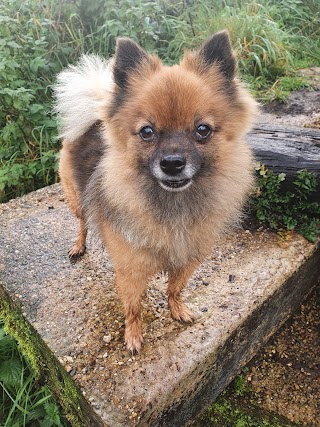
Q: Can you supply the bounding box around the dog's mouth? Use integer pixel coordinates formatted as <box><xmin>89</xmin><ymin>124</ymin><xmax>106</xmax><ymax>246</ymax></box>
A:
<box><xmin>159</xmin><ymin>178</ymin><xmax>192</xmax><ymax>192</ymax></box>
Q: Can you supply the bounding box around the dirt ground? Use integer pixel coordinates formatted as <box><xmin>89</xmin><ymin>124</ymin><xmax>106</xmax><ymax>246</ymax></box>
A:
<box><xmin>259</xmin><ymin>67</ymin><xmax>320</xmax><ymax>129</ymax></box>
<box><xmin>242</xmin><ymin>285</ymin><xmax>320</xmax><ymax>426</ymax></box>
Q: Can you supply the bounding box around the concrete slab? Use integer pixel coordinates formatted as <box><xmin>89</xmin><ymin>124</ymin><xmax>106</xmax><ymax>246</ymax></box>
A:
<box><xmin>0</xmin><ymin>184</ymin><xmax>319</xmax><ymax>426</ymax></box>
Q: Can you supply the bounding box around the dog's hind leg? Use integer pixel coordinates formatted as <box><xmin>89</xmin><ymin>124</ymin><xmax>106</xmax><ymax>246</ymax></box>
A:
<box><xmin>68</xmin><ymin>217</ymin><xmax>87</xmax><ymax>259</ymax></box>
<box><xmin>167</xmin><ymin>261</ymin><xmax>199</xmax><ymax>323</ymax></box>
<box><xmin>59</xmin><ymin>144</ymin><xmax>88</xmax><ymax>260</ymax></box>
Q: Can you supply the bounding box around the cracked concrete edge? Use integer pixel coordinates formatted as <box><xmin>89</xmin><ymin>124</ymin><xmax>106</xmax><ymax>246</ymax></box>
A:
<box><xmin>0</xmin><ymin>286</ymin><xmax>102</xmax><ymax>427</ymax></box>
<box><xmin>154</xmin><ymin>244</ymin><xmax>320</xmax><ymax>427</ymax></box>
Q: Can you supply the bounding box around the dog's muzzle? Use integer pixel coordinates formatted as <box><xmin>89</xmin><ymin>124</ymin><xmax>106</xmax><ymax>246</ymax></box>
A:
<box><xmin>158</xmin><ymin>154</ymin><xmax>192</xmax><ymax>191</ymax></box>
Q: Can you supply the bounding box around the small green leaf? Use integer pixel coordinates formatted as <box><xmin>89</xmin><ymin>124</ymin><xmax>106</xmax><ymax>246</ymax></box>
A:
<box><xmin>7</xmin><ymin>40</ymin><xmax>21</xmax><ymax>49</ymax></box>
<box><xmin>0</xmin><ymin>358</ymin><xmax>23</xmax><ymax>386</ymax></box>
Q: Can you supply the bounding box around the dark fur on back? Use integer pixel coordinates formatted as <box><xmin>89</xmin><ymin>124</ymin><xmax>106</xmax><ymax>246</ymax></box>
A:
<box><xmin>72</xmin><ymin>121</ymin><xmax>105</xmax><ymax>193</ymax></box>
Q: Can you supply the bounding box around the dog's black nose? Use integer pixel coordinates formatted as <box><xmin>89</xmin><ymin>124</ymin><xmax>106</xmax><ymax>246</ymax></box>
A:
<box><xmin>160</xmin><ymin>154</ymin><xmax>186</xmax><ymax>176</ymax></box>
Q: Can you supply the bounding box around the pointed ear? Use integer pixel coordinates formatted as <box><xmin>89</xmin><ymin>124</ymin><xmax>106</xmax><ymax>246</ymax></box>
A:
<box><xmin>113</xmin><ymin>38</ymin><xmax>148</xmax><ymax>88</ymax></box>
<box><xmin>198</xmin><ymin>30</ymin><xmax>236</xmax><ymax>79</ymax></box>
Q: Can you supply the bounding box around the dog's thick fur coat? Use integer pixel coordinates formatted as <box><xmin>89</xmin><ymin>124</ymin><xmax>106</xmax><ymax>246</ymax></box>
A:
<box><xmin>55</xmin><ymin>31</ymin><xmax>257</xmax><ymax>352</ymax></box>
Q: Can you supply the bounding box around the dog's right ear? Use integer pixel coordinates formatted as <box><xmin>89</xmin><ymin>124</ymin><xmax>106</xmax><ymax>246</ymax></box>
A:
<box><xmin>113</xmin><ymin>38</ymin><xmax>148</xmax><ymax>88</ymax></box>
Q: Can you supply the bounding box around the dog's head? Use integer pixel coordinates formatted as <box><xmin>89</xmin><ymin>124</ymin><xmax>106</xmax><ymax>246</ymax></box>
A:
<box><xmin>105</xmin><ymin>31</ymin><xmax>257</xmax><ymax>193</ymax></box>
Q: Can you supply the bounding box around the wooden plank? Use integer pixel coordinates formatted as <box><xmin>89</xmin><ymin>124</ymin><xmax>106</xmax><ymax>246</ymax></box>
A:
<box><xmin>248</xmin><ymin>123</ymin><xmax>320</xmax><ymax>198</ymax></box>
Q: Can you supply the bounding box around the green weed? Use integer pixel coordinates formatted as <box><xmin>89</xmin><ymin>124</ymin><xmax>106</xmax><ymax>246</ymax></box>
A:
<box><xmin>232</xmin><ymin>373</ymin><xmax>250</xmax><ymax>397</ymax></box>
<box><xmin>196</xmin><ymin>372</ymin><xmax>297</xmax><ymax>427</ymax></box>
<box><xmin>250</xmin><ymin>164</ymin><xmax>320</xmax><ymax>242</ymax></box>
<box><xmin>0</xmin><ymin>323</ymin><xmax>68</xmax><ymax>427</ymax></box>
<box><xmin>197</xmin><ymin>395</ymin><xmax>295</xmax><ymax>427</ymax></box>
<box><xmin>195</xmin><ymin>373</ymin><xmax>295</xmax><ymax>427</ymax></box>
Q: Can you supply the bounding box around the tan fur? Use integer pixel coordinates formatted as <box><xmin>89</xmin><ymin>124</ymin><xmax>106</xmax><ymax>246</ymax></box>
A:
<box><xmin>58</xmin><ymin>32</ymin><xmax>258</xmax><ymax>352</ymax></box>
<box><xmin>59</xmin><ymin>144</ymin><xmax>87</xmax><ymax>257</ymax></box>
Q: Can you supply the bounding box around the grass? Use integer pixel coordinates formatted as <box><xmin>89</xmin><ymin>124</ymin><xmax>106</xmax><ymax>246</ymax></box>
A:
<box><xmin>0</xmin><ymin>291</ymin><xmax>88</xmax><ymax>427</ymax></box>
<box><xmin>0</xmin><ymin>322</ymin><xmax>69</xmax><ymax>427</ymax></box>
<box><xmin>258</xmin><ymin>75</ymin><xmax>312</xmax><ymax>103</ymax></box>
<box><xmin>195</xmin><ymin>374</ymin><xmax>300</xmax><ymax>427</ymax></box>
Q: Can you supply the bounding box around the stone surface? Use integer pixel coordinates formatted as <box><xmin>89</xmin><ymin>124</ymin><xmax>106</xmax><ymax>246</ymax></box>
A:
<box><xmin>0</xmin><ymin>184</ymin><xmax>319</xmax><ymax>426</ymax></box>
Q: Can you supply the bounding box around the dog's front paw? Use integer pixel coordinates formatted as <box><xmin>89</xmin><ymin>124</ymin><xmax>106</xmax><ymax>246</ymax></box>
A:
<box><xmin>168</xmin><ymin>296</ymin><xmax>196</xmax><ymax>323</ymax></box>
<box><xmin>125</xmin><ymin>323</ymin><xmax>143</xmax><ymax>353</ymax></box>
<box><xmin>68</xmin><ymin>244</ymin><xmax>86</xmax><ymax>259</ymax></box>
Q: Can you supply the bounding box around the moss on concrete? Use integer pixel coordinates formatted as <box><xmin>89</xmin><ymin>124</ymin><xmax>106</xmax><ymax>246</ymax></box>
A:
<box><xmin>0</xmin><ymin>287</ymin><xmax>88</xmax><ymax>427</ymax></box>
<box><xmin>195</xmin><ymin>374</ymin><xmax>303</xmax><ymax>427</ymax></box>
<box><xmin>201</xmin><ymin>398</ymin><xmax>299</xmax><ymax>427</ymax></box>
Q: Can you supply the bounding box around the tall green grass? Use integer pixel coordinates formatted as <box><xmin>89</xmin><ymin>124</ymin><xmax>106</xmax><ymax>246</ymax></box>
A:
<box><xmin>0</xmin><ymin>0</ymin><xmax>319</xmax><ymax>203</ymax></box>
<box><xmin>0</xmin><ymin>323</ymin><xmax>68</xmax><ymax>426</ymax></box>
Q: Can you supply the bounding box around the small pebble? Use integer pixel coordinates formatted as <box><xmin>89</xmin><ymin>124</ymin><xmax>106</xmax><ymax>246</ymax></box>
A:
<box><xmin>103</xmin><ymin>335</ymin><xmax>112</xmax><ymax>344</ymax></box>
<box><xmin>70</xmin><ymin>368</ymin><xmax>77</xmax><ymax>376</ymax></box>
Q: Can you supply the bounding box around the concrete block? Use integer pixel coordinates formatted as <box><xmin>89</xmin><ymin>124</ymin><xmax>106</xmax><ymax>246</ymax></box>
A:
<box><xmin>0</xmin><ymin>184</ymin><xmax>319</xmax><ymax>426</ymax></box>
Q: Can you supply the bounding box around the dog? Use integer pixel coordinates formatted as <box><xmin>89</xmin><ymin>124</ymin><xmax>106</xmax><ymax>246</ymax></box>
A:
<box><xmin>54</xmin><ymin>30</ymin><xmax>257</xmax><ymax>352</ymax></box>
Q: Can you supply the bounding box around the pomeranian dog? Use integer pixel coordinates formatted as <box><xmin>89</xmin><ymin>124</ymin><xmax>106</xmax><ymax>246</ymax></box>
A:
<box><xmin>55</xmin><ymin>30</ymin><xmax>257</xmax><ymax>352</ymax></box>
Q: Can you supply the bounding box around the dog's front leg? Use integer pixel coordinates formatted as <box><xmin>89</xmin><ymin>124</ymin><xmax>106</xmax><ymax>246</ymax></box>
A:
<box><xmin>116</xmin><ymin>268</ymin><xmax>149</xmax><ymax>353</ymax></box>
<box><xmin>101</xmin><ymin>224</ymin><xmax>153</xmax><ymax>352</ymax></box>
<box><xmin>167</xmin><ymin>261</ymin><xmax>199</xmax><ymax>323</ymax></box>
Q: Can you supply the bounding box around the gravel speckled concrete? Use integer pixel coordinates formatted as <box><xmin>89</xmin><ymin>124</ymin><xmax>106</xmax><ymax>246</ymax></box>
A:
<box><xmin>0</xmin><ymin>184</ymin><xmax>319</xmax><ymax>426</ymax></box>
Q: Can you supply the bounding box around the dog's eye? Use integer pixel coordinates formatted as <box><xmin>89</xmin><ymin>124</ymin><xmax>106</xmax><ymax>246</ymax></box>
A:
<box><xmin>139</xmin><ymin>126</ymin><xmax>155</xmax><ymax>142</ymax></box>
<box><xmin>194</xmin><ymin>124</ymin><xmax>212</xmax><ymax>141</ymax></box>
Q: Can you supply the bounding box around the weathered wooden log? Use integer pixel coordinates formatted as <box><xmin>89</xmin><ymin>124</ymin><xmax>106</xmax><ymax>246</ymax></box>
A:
<box><xmin>247</xmin><ymin>123</ymin><xmax>320</xmax><ymax>199</ymax></box>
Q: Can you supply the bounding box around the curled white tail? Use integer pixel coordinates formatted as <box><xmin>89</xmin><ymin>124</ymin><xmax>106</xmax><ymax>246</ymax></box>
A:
<box><xmin>53</xmin><ymin>55</ymin><xmax>114</xmax><ymax>141</ymax></box>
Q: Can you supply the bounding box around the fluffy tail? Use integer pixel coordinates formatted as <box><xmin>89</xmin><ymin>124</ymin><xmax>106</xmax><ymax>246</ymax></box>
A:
<box><xmin>53</xmin><ymin>55</ymin><xmax>114</xmax><ymax>141</ymax></box>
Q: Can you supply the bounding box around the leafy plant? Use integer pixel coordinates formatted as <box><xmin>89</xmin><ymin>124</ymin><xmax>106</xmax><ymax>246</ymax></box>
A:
<box><xmin>65</xmin><ymin>0</ymin><xmax>189</xmax><ymax>62</ymax></box>
<box><xmin>250</xmin><ymin>164</ymin><xmax>320</xmax><ymax>242</ymax></box>
<box><xmin>0</xmin><ymin>0</ymin><xmax>65</xmax><ymax>202</ymax></box>
<box><xmin>0</xmin><ymin>323</ymin><xmax>68</xmax><ymax>427</ymax></box>
<box><xmin>232</xmin><ymin>373</ymin><xmax>249</xmax><ymax>397</ymax></box>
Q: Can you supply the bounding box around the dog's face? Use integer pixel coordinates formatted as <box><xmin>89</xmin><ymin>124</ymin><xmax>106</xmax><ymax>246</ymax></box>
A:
<box><xmin>105</xmin><ymin>32</ymin><xmax>256</xmax><ymax>194</ymax></box>
<box><xmin>119</xmin><ymin>66</ymin><xmax>221</xmax><ymax>193</ymax></box>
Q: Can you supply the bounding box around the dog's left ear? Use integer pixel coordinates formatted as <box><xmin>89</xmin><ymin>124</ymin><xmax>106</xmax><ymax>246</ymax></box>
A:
<box><xmin>184</xmin><ymin>30</ymin><xmax>236</xmax><ymax>80</ymax></box>
<box><xmin>199</xmin><ymin>31</ymin><xmax>236</xmax><ymax>79</ymax></box>
<box><xmin>113</xmin><ymin>38</ymin><xmax>148</xmax><ymax>88</ymax></box>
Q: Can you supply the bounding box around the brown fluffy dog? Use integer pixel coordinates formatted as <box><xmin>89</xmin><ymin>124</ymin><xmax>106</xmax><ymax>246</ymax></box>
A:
<box><xmin>55</xmin><ymin>31</ymin><xmax>257</xmax><ymax>352</ymax></box>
